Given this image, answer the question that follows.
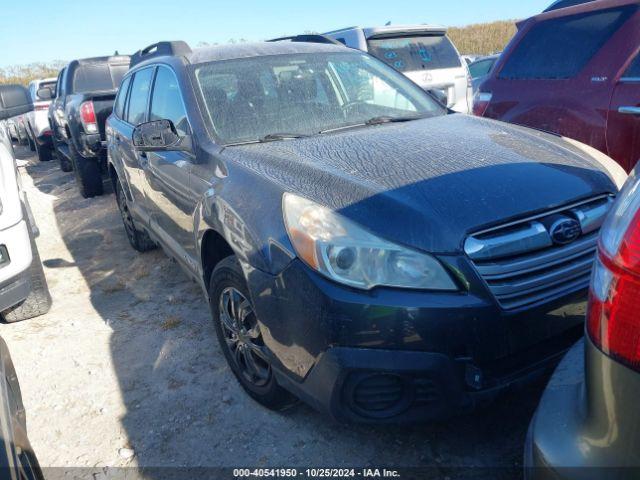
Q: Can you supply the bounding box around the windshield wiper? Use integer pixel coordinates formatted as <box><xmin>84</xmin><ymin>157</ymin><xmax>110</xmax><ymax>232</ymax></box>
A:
<box><xmin>259</xmin><ymin>133</ymin><xmax>310</xmax><ymax>142</ymax></box>
<box><xmin>364</xmin><ymin>115</ymin><xmax>427</xmax><ymax>125</ymax></box>
<box><xmin>319</xmin><ymin>115</ymin><xmax>427</xmax><ymax>134</ymax></box>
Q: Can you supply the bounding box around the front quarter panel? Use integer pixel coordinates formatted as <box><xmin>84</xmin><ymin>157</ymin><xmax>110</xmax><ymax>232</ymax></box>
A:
<box><xmin>193</xmin><ymin>148</ymin><xmax>296</xmax><ymax>279</ymax></box>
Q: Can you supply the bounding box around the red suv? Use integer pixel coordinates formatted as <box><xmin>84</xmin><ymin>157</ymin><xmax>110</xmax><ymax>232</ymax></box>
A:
<box><xmin>475</xmin><ymin>0</ymin><xmax>640</xmax><ymax>173</ymax></box>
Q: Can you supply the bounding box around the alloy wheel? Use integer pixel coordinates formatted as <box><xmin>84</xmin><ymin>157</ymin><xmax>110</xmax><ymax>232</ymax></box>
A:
<box><xmin>218</xmin><ymin>287</ymin><xmax>271</xmax><ymax>387</ymax></box>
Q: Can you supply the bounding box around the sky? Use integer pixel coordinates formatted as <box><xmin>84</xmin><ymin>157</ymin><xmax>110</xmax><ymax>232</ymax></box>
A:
<box><xmin>1</xmin><ymin>0</ymin><xmax>551</xmax><ymax>68</ymax></box>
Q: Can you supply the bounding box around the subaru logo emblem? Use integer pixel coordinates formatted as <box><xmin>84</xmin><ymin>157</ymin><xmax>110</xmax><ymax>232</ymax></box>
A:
<box><xmin>550</xmin><ymin>218</ymin><xmax>582</xmax><ymax>245</ymax></box>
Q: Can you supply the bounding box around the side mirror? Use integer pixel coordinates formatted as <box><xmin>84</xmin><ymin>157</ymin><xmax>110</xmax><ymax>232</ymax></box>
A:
<box><xmin>37</xmin><ymin>87</ymin><xmax>53</xmax><ymax>101</ymax></box>
<box><xmin>0</xmin><ymin>85</ymin><xmax>33</xmax><ymax>121</ymax></box>
<box><xmin>132</xmin><ymin>119</ymin><xmax>192</xmax><ymax>153</ymax></box>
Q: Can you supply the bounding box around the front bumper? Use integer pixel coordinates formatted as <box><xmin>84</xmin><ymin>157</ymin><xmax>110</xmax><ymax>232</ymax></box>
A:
<box><xmin>525</xmin><ymin>338</ymin><xmax>640</xmax><ymax>479</ymax></box>
<box><xmin>0</xmin><ymin>220</ymin><xmax>32</xmax><ymax>312</ymax></box>
<box><xmin>248</xmin><ymin>258</ymin><xmax>586</xmax><ymax>422</ymax></box>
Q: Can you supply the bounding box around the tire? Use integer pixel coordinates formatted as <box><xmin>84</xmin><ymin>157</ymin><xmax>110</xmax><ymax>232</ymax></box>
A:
<box><xmin>209</xmin><ymin>256</ymin><xmax>296</xmax><ymax>410</ymax></box>
<box><xmin>27</xmin><ymin>128</ymin><xmax>36</xmax><ymax>152</ymax></box>
<box><xmin>2</xmin><ymin>230</ymin><xmax>52</xmax><ymax>323</ymax></box>
<box><xmin>69</xmin><ymin>142</ymin><xmax>102</xmax><ymax>198</ymax></box>
<box><xmin>34</xmin><ymin>138</ymin><xmax>52</xmax><ymax>162</ymax></box>
<box><xmin>52</xmin><ymin>136</ymin><xmax>73</xmax><ymax>172</ymax></box>
<box><xmin>115</xmin><ymin>180</ymin><xmax>156</xmax><ymax>252</ymax></box>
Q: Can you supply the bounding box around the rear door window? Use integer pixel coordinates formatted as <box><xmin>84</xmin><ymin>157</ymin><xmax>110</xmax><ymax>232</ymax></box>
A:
<box><xmin>499</xmin><ymin>6</ymin><xmax>635</xmax><ymax>79</ymax></box>
<box><xmin>367</xmin><ymin>35</ymin><xmax>461</xmax><ymax>72</ymax></box>
<box><xmin>126</xmin><ymin>68</ymin><xmax>154</xmax><ymax>126</ymax></box>
<box><xmin>114</xmin><ymin>76</ymin><xmax>132</xmax><ymax>119</ymax></box>
<box><xmin>469</xmin><ymin>59</ymin><xmax>495</xmax><ymax>79</ymax></box>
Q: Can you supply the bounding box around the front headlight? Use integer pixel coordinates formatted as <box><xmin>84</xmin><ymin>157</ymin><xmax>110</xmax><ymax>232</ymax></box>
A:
<box><xmin>283</xmin><ymin>193</ymin><xmax>457</xmax><ymax>291</ymax></box>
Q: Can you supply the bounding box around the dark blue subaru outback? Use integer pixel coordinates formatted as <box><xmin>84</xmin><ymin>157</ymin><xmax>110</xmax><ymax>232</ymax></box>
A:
<box><xmin>106</xmin><ymin>39</ymin><xmax>626</xmax><ymax>422</ymax></box>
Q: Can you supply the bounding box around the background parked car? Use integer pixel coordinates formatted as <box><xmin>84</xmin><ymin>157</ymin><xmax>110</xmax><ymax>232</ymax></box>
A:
<box><xmin>525</xmin><ymin>163</ymin><xmax>640</xmax><ymax>478</ymax></box>
<box><xmin>24</xmin><ymin>77</ymin><xmax>57</xmax><ymax>162</ymax></box>
<box><xmin>468</xmin><ymin>53</ymin><xmax>500</xmax><ymax>92</ymax></box>
<box><xmin>109</xmin><ymin>40</ymin><xmax>626</xmax><ymax>423</ymax></box>
<box><xmin>323</xmin><ymin>25</ymin><xmax>473</xmax><ymax>113</ymax></box>
<box><xmin>474</xmin><ymin>0</ymin><xmax>640</xmax><ymax>173</ymax></box>
<box><xmin>50</xmin><ymin>55</ymin><xmax>130</xmax><ymax>197</ymax></box>
<box><xmin>0</xmin><ymin>84</ymin><xmax>52</xmax><ymax>322</ymax></box>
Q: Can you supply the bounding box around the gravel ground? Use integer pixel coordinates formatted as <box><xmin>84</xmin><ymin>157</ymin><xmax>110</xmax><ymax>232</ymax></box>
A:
<box><xmin>0</xmin><ymin>147</ymin><xmax>550</xmax><ymax>479</ymax></box>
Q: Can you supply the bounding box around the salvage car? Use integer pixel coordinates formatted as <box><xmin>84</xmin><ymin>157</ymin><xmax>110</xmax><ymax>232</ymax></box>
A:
<box><xmin>474</xmin><ymin>0</ymin><xmax>640</xmax><ymax>173</ymax></box>
<box><xmin>525</xmin><ymin>164</ymin><xmax>640</xmax><ymax>478</ymax></box>
<box><xmin>25</xmin><ymin>77</ymin><xmax>57</xmax><ymax>162</ymax></box>
<box><xmin>107</xmin><ymin>40</ymin><xmax>626</xmax><ymax>422</ymax></box>
<box><xmin>51</xmin><ymin>55</ymin><xmax>130</xmax><ymax>197</ymax></box>
<box><xmin>0</xmin><ymin>84</ymin><xmax>52</xmax><ymax>322</ymax></box>
<box><xmin>323</xmin><ymin>25</ymin><xmax>473</xmax><ymax>113</ymax></box>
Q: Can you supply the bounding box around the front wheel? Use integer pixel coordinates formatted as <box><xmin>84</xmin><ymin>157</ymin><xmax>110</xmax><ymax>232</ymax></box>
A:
<box><xmin>209</xmin><ymin>256</ymin><xmax>296</xmax><ymax>410</ymax></box>
<box><xmin>34</xmin><ymin>138</ymin><xmax>52</xmax><ymax>162</ymax></box>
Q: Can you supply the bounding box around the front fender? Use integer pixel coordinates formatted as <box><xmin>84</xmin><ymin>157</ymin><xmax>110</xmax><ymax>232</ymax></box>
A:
<box><xmin>194</xmin><ymin>160</ymin><xmax>297</xmax><ymax>278</ymax></box>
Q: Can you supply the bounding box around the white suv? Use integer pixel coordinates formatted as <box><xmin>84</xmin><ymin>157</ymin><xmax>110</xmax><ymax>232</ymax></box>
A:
<box><xmin>25</xmin><ymin>77</ymin><xmax>57</xmax><ymax>162</ymax></box>
<box><xmin>0</xmin><ymin>85</ymin><xmax>51</xmax><ymax>322</ymax></box>
<box><xmin>324</xmin><ymin>25</ymin><xmax>472</xmax><ymax>113</ymax></box>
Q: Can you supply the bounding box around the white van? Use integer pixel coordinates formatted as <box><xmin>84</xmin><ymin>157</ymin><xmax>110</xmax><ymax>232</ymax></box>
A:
<box><xmin>324</xmin><ymin>25</ymin><xmax>472</xmax><ymax>113</ymax></box>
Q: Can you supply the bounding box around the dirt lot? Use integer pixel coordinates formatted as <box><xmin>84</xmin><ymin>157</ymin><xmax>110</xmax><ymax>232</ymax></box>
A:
<box><xmin>0</xmin><ymin>147</ymin><xmax>550</xmax><ymax>478</ymax></box>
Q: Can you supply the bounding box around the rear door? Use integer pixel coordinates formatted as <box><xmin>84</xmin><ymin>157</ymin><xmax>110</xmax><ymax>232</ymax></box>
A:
<box><xmin>483</xmin><ymin>5</ymin><xmax>637</xmax><ymax>154</ymax></box>
<box><xmin>142</xmin><ymin>65</ymin><xmax>198</xmax><ymax>269</ymax></box>
<box><xmin>119</xmin><ymin>68</ymin><xmax>155</xmax><ymax>212</ymax></box>
<box><xmin>607</xmin><ymin>53</ymin><xmax>640</xmax><ymax>172</ymax></box>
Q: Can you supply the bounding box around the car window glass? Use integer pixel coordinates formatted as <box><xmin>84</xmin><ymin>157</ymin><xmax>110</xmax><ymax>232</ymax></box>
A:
<box><xmin>194</xmin><ymin>52</ymin><xmax>441</xmax><ymax>144</ymax></box>
<box><xmin>126</xmin><ymin>68</ymin><xmax>154</xmax><ymax>126</ymax></box>
<box><xmin>149</xmin><ymin>67</ymin><xmax>190</xmax><ymax>136</ymax></box>
<box><xmin>114</xmin><ymin>76</ymin><xmax>132</xmax><ymax>119</ymax></box>
<box><xmin>73</xmin><ymin>63</ymin><xmax>130</xmax><ymax>93</ymax></box>
<box><xmin>623</xmin><ymin>55</ymin><xmax>640</xmax><ymax>79</ymax></box>
<box><xmin>367</xmin><ymin>35</ymin><xmax>461</xmax><ymax>72</ymax></box>
<box><xmin>469</xmin><ymin>59</ymin><xmax>494</xmax><ymax>79</ymax></box>
<box><xmin>332</xmin><ymin>61</ymin><xmax>417</xmax><ymax>111</ymax></box>
<box><xmin>59</xmin><ymin>69</ymin><xmax>67</xmax><ymax>96</ymax></box>
<box><xmin>499</xmin><ymin>6</ymin><xmax>635</xmax><ymax>79</ymax></box>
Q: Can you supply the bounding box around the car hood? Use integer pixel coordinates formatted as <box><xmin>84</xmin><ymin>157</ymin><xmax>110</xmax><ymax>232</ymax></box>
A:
<box><xmin>223</xmin><ymin>114</ymin><xmax>617</xmax><ymax>254</ymax></box>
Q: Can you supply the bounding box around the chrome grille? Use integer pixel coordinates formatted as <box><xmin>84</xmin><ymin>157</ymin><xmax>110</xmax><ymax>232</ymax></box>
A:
<box><xmin>465</xmin><ymin>196</ymin><xmax>613</xmax><ymax>311</ymax></box>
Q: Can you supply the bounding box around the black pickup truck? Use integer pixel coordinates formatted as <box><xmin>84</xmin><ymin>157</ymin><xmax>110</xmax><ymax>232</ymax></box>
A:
<box><xmin>50</xmin><ymin>55</ymin><xmax>130</xmax><ymax>197</ymax></box>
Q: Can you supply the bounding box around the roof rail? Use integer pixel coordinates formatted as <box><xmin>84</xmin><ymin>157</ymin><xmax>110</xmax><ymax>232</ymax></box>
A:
<box><xmin>268</xmin><ymin>34</ymin><xmax>344</xmax><ymax>46</ymax></box>
<box><xmin>130</xmin><ymin>41</ymin><xmax>192</xmax><ymax>68</ymax></box>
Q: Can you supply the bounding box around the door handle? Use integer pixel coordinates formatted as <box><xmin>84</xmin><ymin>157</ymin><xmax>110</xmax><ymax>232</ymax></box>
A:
<box><xmin>618</xmin><ymin>106</ymin><xmax>640</xmax><ymax>116</ymax></box>
<box><xmin>139</xmin><ymin>152</ymin><xmax>147</xmax><ymax>159</ymax></box>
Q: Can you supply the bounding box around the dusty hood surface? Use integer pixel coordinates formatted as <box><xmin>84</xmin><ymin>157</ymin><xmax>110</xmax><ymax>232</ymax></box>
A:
<box><xmin>223</xmin><ymin>114</ymin><xmax>617</xmax><ymax>254</ymax></box>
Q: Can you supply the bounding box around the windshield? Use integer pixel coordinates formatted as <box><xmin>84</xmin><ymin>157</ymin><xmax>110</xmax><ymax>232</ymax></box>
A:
<box><xmin>193</xmin><ymin>51</ymin><xmax>445</xmax><ymax>144</ymax></box>
<box><xmin>367</xmin><ymin>35</ymin><xmax>462</xmax><ymax>72</ymax></box>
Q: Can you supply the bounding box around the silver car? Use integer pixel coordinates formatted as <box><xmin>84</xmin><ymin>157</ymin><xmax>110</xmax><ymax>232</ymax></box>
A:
<box><xmin>323</xmin><ymin>25</ymin><xmax>472</xmax><ymax>113</ymax></box>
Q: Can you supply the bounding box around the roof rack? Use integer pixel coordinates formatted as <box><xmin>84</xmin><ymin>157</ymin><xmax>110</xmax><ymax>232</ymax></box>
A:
<box><xmin>268</xmin><ymin>34</ymin><xmax>344</xmax><ymax>46</ymax></box>
<box><xmin>130</xmin><ymin>41</ymin><xmax>192</xmax><ymax>68</ymax></box>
